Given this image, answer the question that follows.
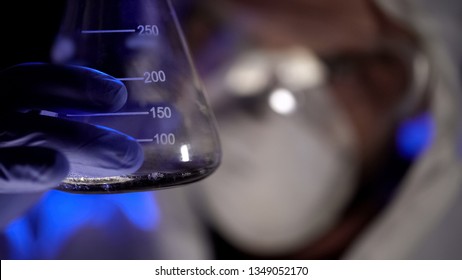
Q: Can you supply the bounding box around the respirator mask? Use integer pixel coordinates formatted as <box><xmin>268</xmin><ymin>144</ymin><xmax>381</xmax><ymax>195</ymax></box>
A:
<box><xmin>197</xmin><ymin>48</ymin><xmax>359</xmax><ymax>255</ymax></box>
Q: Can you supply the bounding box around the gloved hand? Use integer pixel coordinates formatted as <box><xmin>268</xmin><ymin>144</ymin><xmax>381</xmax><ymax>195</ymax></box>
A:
<box><xmin>0</xmin><ymin>63</ymin><xmax>144</xmax><ymax>194</ymax></box>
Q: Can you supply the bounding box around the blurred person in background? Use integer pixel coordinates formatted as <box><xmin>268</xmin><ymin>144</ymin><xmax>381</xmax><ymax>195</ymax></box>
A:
<box><xmin>1</xmin><ymin>0</ymin><xmax>462</xmax><ymax>259</ymax></box>
<box><xmin>170</xmin><ymin>0</ymin><xmax>462</xmax><ymax>259</ymax></box>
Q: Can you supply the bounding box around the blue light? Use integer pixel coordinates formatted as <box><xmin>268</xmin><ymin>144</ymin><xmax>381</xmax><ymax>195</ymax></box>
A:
<box><xmin>4</xmin><ymin>190</ymin><xmax>160</xmax><ymax>259</ymax></box>
<box><xmin>4</xmin><ymin>216</ymin><xmax>34</xmax><ymax>259</ymax></box>
<box><xmin>36</xmin><ymin>191</ymin><xmax>116</xmax><ymax>258</ymax></box>
<box><xmin>396</xmin><ymin>112</ymin><xmax>435</xmax><ymax>160</ymax></box>
<box><xmin>106</xmin><ymin>192</ymin><xmax>159</xmax><ymax>231</ymax></box>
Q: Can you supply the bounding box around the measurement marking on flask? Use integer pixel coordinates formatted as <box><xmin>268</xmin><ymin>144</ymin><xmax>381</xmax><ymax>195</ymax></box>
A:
<box><xmin>137</xmin><ymin>139</ymin><xmax>155</xmax><ymax>143</ymax></box>
<box><xmin>136</xmin><ymin>133</ymin><xmax>177</xmax><ymax>144</ymax></box>
<box><xmin>66</xmin><ymin>112</ymin><xmax>150</xmax><ymax>117</ymax></box>
<box><xmin>118</xmin><ymin>71</ymin><xmax>167</xmax><ymax>83</ymax></box>
<box><xmin>117</xmin><ymin>77</ymin><xmax>145</xmax><ymax>81</ymax></box>
<box><xmin>81</xmin><ymin>29</ymin><xmax>136</xmax><ymax>34</ymax></box>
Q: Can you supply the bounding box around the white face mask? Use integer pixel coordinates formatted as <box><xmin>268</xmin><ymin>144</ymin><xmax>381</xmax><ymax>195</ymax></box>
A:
<box><xmin>197</xmin><ymin>49</ymin><xmax>360</xmax><ymax>255</ymax></box>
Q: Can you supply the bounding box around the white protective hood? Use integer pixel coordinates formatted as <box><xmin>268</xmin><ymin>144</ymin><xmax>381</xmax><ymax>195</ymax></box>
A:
<box><xmin>347</xmin><ymin>0</ymin><xmax>462</xmax><ymax>259</ymax></box>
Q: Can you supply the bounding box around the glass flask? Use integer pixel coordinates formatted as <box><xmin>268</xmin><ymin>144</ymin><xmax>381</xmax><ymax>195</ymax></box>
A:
<box><xmin>50</xmin><ymin>0</ymin><xmax>221</xmax><ymax>193</ymax></box>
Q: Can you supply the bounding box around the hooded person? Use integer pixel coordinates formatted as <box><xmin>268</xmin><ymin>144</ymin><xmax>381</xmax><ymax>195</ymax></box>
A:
<box><xmin>155</xmin><ymin>0</ymin><xmax>462</xmax><ymax>259</ymax></box>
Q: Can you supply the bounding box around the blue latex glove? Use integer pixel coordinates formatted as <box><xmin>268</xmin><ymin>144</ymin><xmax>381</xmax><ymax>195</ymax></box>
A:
<box><xmin>0</xmin><ymin>63</ymin><xmax>144</xmax><ymax>193</ymax></box>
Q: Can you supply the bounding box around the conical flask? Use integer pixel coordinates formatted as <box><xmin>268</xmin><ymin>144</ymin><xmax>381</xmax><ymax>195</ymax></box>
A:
<box><xmin>51</xmin><ymin>0</ymin><xmax>221</xmax><ymax>193</ymax></box>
